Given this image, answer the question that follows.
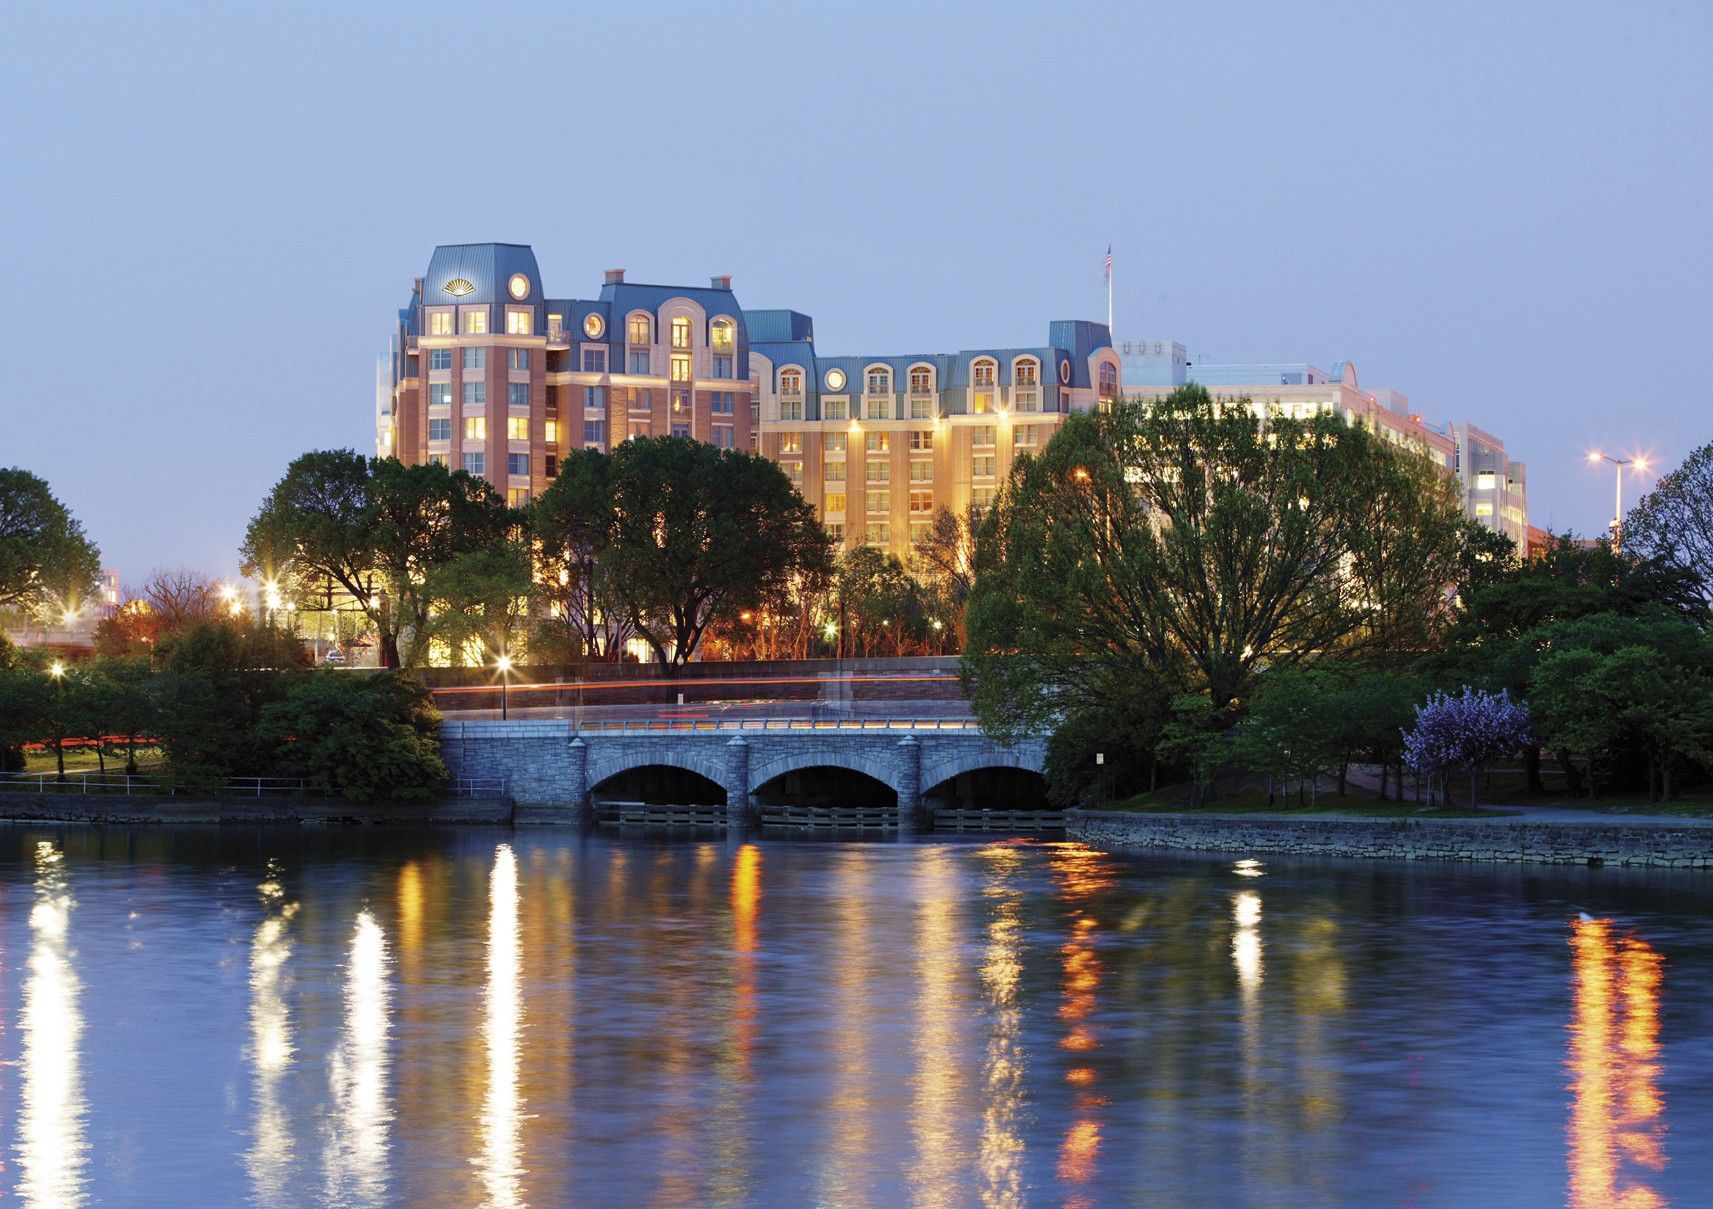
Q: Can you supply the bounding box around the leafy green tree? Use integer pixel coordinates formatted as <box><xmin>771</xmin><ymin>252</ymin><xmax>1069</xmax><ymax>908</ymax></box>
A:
<box><xmin>0</xmin><ymin>665</ymin><xmax>51</xmax><ymax>774</ymax></box>
<box><xmin>258</xmin><ymin>671</ymin><xmax>447</xmax><ymax>803</ymax></box>
<box><xmin>1155</xmin><ymin>694</ymin><xmax>1236</xmax><ymax>808</ymax></box>
<box><xmin>965</xmin><ymin>385</ymin><xmax>1469</xmax><ymax>750</ymax></box>
<box><xmin>529</xmin><ymin>449</ymin><xmax>632</xmax><ymax>662</ymax></box>
<box><xmin>911</xmin><ymin>504</ymin><xmax>982</xmax><ymax>645</ymax></box>
<box><xmin>1626</xmin><ymin>441</ymin><xmax>1713</xmax><ymax>597</ymax></box>
<box><xmin>603</xmin><ymin>437</ymin><xmax>832</xmax><ymax>667</ymax></box>
<box><xmin>0</xmin><ymin>467</ymin><xmax>102</xmax><ymax>618</ymax></box>
<box><xmin>243</xmin><ymin>452</ymin><xmax>515</xmax><ymax>668</ymax></box>
<box><xmin>153</xmin><ymin>621</ymin><xmax>308</xmax><ymax>792</ymax></box>
<box><xmin>836</xmin><ymin>546</ymin><xmax>922</xmax><ymax>657</ymax></box>
<box><xmin>1229</xmin><ymin>667</ymin><xmax>1345</xmax><ymax>806</ymax></box>
<box><xmin>425</xmin><ymin>540</ymin><xmax>532</xmax><ymax>667</ymax></box>
<box><xmin>1042</xmin><ymin>667</ymin><xmax>1172</xmax><ymax>807</ymax></box>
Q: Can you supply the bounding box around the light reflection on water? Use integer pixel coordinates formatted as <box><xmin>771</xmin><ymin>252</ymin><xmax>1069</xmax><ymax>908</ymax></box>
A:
<box><xmin>0</xmin><ymin>829</ymin><xmax>1708</xmax><ymax>1207</ymax></box>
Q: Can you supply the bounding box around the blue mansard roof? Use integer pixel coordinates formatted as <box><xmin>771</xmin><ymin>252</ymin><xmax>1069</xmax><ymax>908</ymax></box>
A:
<box><xmin>421</xmin><ymin>243</ymin><xmax>543</xmax><ymax>307</ymax></box>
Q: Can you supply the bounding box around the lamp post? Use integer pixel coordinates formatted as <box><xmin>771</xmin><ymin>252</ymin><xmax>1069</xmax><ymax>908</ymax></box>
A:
<box><xmin>1586</xmin><ymin>451</ymin><xmax>1650</xmax><ymax>554</ymax></box>
<box><xmin>48</xmin><ymin>662</ymin><xmax>67</xmax><ymax>781</ymax></box>
<box><xmin>496</xmin><ymin>654</ymin><xmax>513</xmax><ymax>721</ymax></box>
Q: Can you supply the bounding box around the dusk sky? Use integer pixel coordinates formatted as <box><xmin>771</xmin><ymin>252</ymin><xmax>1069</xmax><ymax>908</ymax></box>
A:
<box><xmin>4</xmin><ymin>1</ymin><xmax>1709</xmax><ymax>582</ymax></box>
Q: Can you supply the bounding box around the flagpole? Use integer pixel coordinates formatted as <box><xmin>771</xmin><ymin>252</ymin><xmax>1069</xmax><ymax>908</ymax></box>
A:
<box><xmin>1104</xmin><ymin>243</ymin><xmax>1114</xmax><ymax>335</ymax></box>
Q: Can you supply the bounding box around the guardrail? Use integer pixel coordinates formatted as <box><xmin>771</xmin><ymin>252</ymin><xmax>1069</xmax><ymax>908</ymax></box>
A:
<box><xmin>450</xmin><ymin>777</ymin><xmax>509</xmax><ymax>797</ymax></box>
<box><xmin>0</xmin><ymin>772</ymin><xmax>508</xmax><ymax>798</ymax></box>
<box><xmin>565</xmin><ymin>717</ymin><xmax>981</xmax><ymax>733</ymax></box>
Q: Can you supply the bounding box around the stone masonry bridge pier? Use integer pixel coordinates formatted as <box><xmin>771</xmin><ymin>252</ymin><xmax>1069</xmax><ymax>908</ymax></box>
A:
<box><xmin>441</xmin><ymin>718</ymin><xmax>1049</xmax><ymax>830</ymax></box>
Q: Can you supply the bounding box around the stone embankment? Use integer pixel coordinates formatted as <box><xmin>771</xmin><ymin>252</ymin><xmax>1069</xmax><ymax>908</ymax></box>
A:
<box><xmin>0</xmin><ymin>793</ymin><xmax>512</xmax><ymax>825</ymax></box>
<box><xmin>1068</xmin><ymin>809</ymin><xmax>1713</xmax><ymax>869</ymax></box>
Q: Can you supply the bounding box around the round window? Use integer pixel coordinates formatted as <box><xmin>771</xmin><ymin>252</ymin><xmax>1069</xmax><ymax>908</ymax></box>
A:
<box><xmin>825</xmin><ymin>368</ymin><xmax>847</xmax><ymax>392</ymax></box>
<box><xmin>1059</xmin><ymin>359</ymin><xmax>1072</xmax><ymax>384</ymax></box>
<box><xmin>507</xmin><ymin>273</ymin><xmax>531</xmax><ymax>301</ymax></box>
<box><xmin>583</xmin><ymin>313</ymin><xmax>605</xmax><ymax>339</ymax></box>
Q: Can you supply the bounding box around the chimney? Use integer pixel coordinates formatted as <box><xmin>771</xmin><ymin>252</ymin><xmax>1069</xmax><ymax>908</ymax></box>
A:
<box><xmin>604</xmin><ymin>268</ymin><xmax>626</xmax><ymax>285</ymax></box>
<box><xmin>711</xmin><ymin>274</ymin><xmax>732</xmax><ymax>290</ymax></box>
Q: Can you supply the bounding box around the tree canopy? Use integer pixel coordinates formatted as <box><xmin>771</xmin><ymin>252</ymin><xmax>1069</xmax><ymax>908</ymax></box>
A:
<box><xmin>1626</xmin><ymin>440</ymin><xmax>1713</xmax><ymax>602</ymax></box>
<box><xmin>0</xmin><ymin>467</ymin><xmax>102</xmax><ymax>618</ymax></box>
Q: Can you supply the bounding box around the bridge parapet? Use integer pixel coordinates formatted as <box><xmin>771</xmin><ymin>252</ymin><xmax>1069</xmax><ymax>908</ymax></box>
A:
<box><xmin>440</xmin><ymin>718</ymin><xmax>1048</xmax><ymax>829</ymax></box>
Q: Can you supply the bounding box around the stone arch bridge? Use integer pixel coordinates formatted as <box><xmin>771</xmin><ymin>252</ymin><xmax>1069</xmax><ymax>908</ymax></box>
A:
<box><xmin>441</xmin><ymin>718</ymin><xmax>1048</xmax><ymax>830</ymax></box>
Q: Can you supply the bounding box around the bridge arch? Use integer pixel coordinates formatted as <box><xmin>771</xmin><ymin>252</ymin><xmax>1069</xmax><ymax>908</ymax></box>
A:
<box><xmin>919</xmin><ymin>748</ymin><xmax>1046</xmax><ymax>795</ymax></box>
<box><xmin>747</xmin><ymin>750</ymin><xmax>903</xmax><ymax>796</ymax></box>
<box><xmin>587</xmin><ymin>750</ymin><xmax>732</xmax><ymax>799</ymax></box>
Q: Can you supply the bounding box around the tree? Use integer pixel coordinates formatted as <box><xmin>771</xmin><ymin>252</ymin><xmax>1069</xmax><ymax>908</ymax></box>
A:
<box><xmin>529</xmin><ymin>449</ymin><xmax>632</xmax><ymax>662</ymax></box>
<box><xmin>603</xmin><ymin>437</ymin><xmax>832</xmax><ymax>667</ymax></box>
<box><xmin>912</xmin><ymin>504</ymin><xmax>983</xmax><ymax>645</ymax></box>
<box><xmin>836</xmin><ymin>546</ymin><xmax>922</xmax><ymax>658</ymax></box>
<box><xmin>964</xmin><ymin>385</ymin><xmax>1469</xmax><ymax>745</ymax></box>
<box><xmin>1626</xmin><ymin>441</ymin><xmax>1713</xmax><ymax>598</ymax></box>
<box><xmin>0</xmin><ymin>664</ymin><xmax>51</xmax><ymax>774</ymax></box>
<box><xmin>425</xmin><ymin>540</ymin><xmax>532</xmax><ymax>666</ymax></box>
<box><xmin>0</xmin><ymin>467</ymin><xmax>101</xmax><ymax>618</ymax></box>
<box><xmin>258</xmin><ymin>671</ymin><xmax>447</xmax><ymax>803</ymax></box>
<box><xmin>1042</xmin><ymin>666</ymin><xmax>1173</xmax><ymax>807</ymax></box>
<box><xmin>153</xmin><ymin>621</ymin><xmax>308</xmax><ymax>792</ymax></box>
<box><xmin>243</xmin><ymin>451</ymin><xmax>515</xmax><ymax>668</ymax></box>
<box><xmin>1402</xmin><ymin>687</ymin><xmax>1532</xmax><ymax>810</ymax></box>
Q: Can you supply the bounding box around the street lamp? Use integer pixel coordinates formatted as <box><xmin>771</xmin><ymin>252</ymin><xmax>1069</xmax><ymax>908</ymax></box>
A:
<box><xmin>496</xmin><ymin>654</ymin><xmax>513</xmax><ymax>720</ymax></box>
<box><xmin>1586</xmin><ymin>451</ymin><xmax>1650</xmax><ymax>553</ymax></box>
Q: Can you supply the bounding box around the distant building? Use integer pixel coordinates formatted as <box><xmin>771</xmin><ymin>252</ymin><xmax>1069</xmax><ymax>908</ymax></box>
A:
<box><xmin>1115</xmin><ymin>340</ymin><xmax>1528</xmax><ymax>548</ymax></box>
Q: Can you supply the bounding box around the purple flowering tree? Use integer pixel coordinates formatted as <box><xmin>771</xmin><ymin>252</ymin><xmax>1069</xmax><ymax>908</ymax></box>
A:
<box><xmin>1402</xmin><ymin>687</ymin><xmax>1533</xmax><ymax>810</ymax></box>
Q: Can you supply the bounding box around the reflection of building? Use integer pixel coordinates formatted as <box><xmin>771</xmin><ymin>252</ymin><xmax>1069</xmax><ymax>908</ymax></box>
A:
<box><xmin>1117</xmin><ymin>340</ymin><xmax>1529</xmax><ymax>548</ymax></box>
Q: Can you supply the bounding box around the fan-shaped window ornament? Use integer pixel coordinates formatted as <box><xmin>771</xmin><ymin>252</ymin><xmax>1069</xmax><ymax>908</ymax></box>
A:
<box><xmin>443</xmin><ymin>278</ymin><xmax>476</xmax><ymax>297</ymax></box>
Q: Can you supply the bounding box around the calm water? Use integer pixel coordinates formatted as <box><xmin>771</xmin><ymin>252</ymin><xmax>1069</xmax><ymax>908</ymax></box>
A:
<box><xmin>0</xmin><ymin>828</ymin><xmax>1708</xmax><ymax>1208</ymax></box>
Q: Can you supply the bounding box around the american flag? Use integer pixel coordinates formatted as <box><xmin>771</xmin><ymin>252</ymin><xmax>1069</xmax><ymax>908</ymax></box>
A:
<box><xmin>1104</xmin><ymin>244</ymin><xmax>1113</xmax><ymax>283</ymax></box>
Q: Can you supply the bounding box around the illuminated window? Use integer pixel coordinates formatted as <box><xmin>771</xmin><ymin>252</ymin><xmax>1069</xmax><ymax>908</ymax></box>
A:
<box><xmin>428</xmin><ymin>310</ymin><xmax>453</xmax><ymax>336</ymax></box>
<box><xmin>909</xmin><ymin>460</ymin><xmax>933</xmax><ymax>482</ymax></box>
<box><xmin>429</xmin><ymin>349</ymin><xmax>453</xmax><ymax>371</ymax></box>
<box><xmin>429</xmin><ymin>452</ymin><xmax>448</xmax><ymax>467</ymax></box>
<box><xmin>866</xmin><ymin>461</ymin><xmax>890</xmax><ymax>483</ymax></box>
<box><xmin>972</xmin><ymin>485</ymin><xmax>995</xmax><ymax>508</ymax></box>
<box><xmin>509</xmin><ymin>383</ymin><xmax>529</xmax><ymax>407</ymax></box>
<box><xmin>462</xmin><ymin>452</ymin><xmax>485</xmax><ymax>475</ymax></box>
<box><xmin>865</xmin><ymin>432</ymin><xmax>890</xmax><ymax>453</ymax></box>
<box><xmin>780</xmin><ymin>368</ymin><xmax>803</xmax><ymax>395</ymax></box>
<box><xmin>465</xmin><ymin>416</ymin><xmax>486</xmax><ymax>441</ymax></box>
<box><xmin>464</xmin><ymin>348</ymin><xmax>486</xmax><ymax>371</ymax></box>
<box><xmin>628</xmin><ymin>314</ymin><xmax>651</xmax><ymax>345</ymax></box>
<box><xmin>973</xmin><ymin>426</ymin><xmax>995</xmax><ymax>447</ymax></box>
<box><xmin>545</xmin><ymin>420</ymin><xmax>559</xmax><ymax>444</ymax></box>
<box><xmin>909</xmin><ymin>366</ymin><xmax>933</xmax><ymax>392</ymax></box>
<box><xmin>506</xmin><ymin>309</ymin><xmax>532</xmax><ymax>336</ymax></box>
<box><xmin>867</xmin><ymin>367</ymin><xmax>891</xmax><ymax>395</ymax></box>
<box><xmin>463</xmin><ymin>382</ymin><xmax>486</xmax><ymax>407</ymax></box>
<box><xmin>507</xmin><ymin>453</ymin><xmax>529</xmax><ymax>477</ymax></box>
<box><xmin>826</xmin><ymin>522</ymin><xmax>845</xmax><ymax>542</ymax></box>
<box><xmin>670</xmin><ymin>354</ymin><xmax>691</xmax><ymax>382</ymax></box>
<box><xmin>779</xmin><ymin>433</ymin><xmax>802</xmax><ymax>454</ymax></box>
<box><xmin>710</xmin><ymin>318</ymin><xmax>735</xmax><ymax>353</ymax></box>
<box><xmin>781</xmin><ymin>460</ymin><xmax>803</xmax><ymax>483</ymax></box>
<box><xmin>1476</xmin><ymin>502</ymin><xmax>1494</xmax><ymax>516</ymax></box>
<box><xmin>507</xmin><ymin>487</ymin><xmax>529</xmax><ymax>507</ymax></box>
<box><xmin>867</xmin><ymin>492</ymin><xmax>890</xmax><ymax>515</ymax></box>
<box><xmin>825</xmin><ymin>492</ymin><xmax>847</xmax><ymax>514</ymax></box>
<box><xmin>824</xmin><ymin>460</ymin><xmax>847</xmax><ymax>482</ymax></box>
<box><xmin>1476</xmin><ymin>471</ymin><xmax>1497</xmax><ymax>490</ymax></box>
<box><xmin>865</xmin><ymin>522</ymin><xmax>890</xmax><ymax>545</ymax></box>
<box><xmin>509</xmin><ymin>348</ymin><xmax>529</xmax><ymax>371</ymax></box>
<box><xmin>627</xmin><ymin>420</ymin><xmax>650</xmax><ymax>440</ymax></box>
<box><xmin>824</xmin><ymin>399</ymin><xmax>848</xmax><ymax>421</ymax></box>
<box><xmin>627</xmin><ymin>388</ymin><xmax>652</xmax><ymax>411</ymax></box>
<box><xmin>671</xmin><ymin>316</ymin><xmax>692</xmax><ymax>350</ymax></box>
<box><xmin>825</xmin><ymin>432</ymin><xmax>847</xmax><ymax>453</ymax></box>
<box><xmin>671</xmin><ymin>389</ymin><xmax>689</xmax><ymax>413</ymax></box>
<box><xmin>464</xmin><ymin>310</ymin><xmax>489</xmax><ymax>335</ymax></box>
<box><xmin>909</xmin><ymin>397</ymin><xmax>932</xmax><ymax>419</ymax></box>
<box><xmin>1015</xmin><ymin>359</ymin><xmax>1038</xmax><ymax>386</ymax></box>
<box><xmin>429</xmin><ymin>384</ymin><xmax>452</xmax><ymax>407</ymax></box>
<box><xmin>508</xmin><ymin>416</ymin><xmax>529</xmax><ymax>441</ymax></box>
<box><xmin>910</xmin><ymin>521</ymin><xmax>932</xmax><ymax>545</ymax></box>
<box><xmin>909</xmin><ymin>490</ymin><xmax>933</xmax><ymax>513</ymax></box>
<box><xmin>428</xmin><ymin>418</ymin><xmax>451</xmax><ymax>441</ymax></box>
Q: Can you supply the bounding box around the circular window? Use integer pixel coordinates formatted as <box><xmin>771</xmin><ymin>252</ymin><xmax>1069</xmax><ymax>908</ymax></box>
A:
<box><xmin>583</xmin><ymin>313</ymin><xmax>605</xmax><ymax>339</ymax></box>
<box><xmin>1059</xmin><ymin>359</ymin><xmax>1072</xmax><ymax>384</ymax></box>
<box><xmin>508</xmin><ymin>273</ymin><xmax>531</xmax><ymax>301</ymax></box>
<box><xmin>825</xmin><ymin>368</ymin><xmax>847</xmax><ymax>392</ymax></box>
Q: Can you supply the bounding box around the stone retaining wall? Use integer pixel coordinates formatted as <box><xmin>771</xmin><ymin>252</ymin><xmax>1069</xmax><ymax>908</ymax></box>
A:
<box><xmin>1067</xmin><ymin>810</ymin><xmax>1713</xmax><ymax>869</ymax></box>
<box><xmin>0</xmin><ymin>793</ymin><xmax>512</xmax><ymax>825</ymax></box>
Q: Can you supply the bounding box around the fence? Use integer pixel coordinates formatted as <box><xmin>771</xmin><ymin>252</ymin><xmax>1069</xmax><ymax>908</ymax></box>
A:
<box><xmin>565</xmin><ymin>717</ymin><xmax>982</xmax><ymax>734</ymax></box>
<box><xmin>0</xmin><ymin>772</ymin><xmax>509</xmax><ymax>799</ymax></box>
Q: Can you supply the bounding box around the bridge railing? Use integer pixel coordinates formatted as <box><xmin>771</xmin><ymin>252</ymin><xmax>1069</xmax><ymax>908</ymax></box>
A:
<box><xmin>566</xmin><ymin>717</ymin><xmax>984</xmax><ymax>734</ymax></box>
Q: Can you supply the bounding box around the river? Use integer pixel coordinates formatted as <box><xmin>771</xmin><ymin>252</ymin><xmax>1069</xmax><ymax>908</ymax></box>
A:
<box><xmin>0</xmin><ymin>826</ymin><xmax>1707</xmax><ymax>1207</ymax></box>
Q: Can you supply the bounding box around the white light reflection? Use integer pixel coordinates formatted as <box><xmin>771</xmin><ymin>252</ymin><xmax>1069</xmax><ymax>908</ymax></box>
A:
<box><xmin>476</xmin><ymin>844</ymin><xmax>525</xmax><ymax>1208</ymax></box>
<box><xmin>18</xmin><ymin>840</ymin><xmax>88</xmax><ymax>1207</ymax></box>
<box><xmin>1232</xmin><ymin>891</ymin><xmax>1263</xmax><ymax>991</ymax></box>
<box><xmin>246</xmin><ymin>862</ymin><xmax>299</xmax><ymax>1206</ymax></box>
<box><xmin>977</xmin><ymin>844</ymin><xmax>1025</xmax><ymax>1209</ymax></box>
<box><xmin>1233</xmin><ymin>858</ymin><xmax>1265</xmax><ymax>878</ymax></box>
<box><xmin>324</xmin><ymin>910</ymin><xmax>392</xmax><ymax>1208</ymax></box>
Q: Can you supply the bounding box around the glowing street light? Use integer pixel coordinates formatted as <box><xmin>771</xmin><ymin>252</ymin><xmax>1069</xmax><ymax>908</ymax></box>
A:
<box><xmin>48</xmin><ymin>661</ymin><xmax>65</xmax><ymax>680</ymax></box>
<box><xmin>1586</xmin><ymin>451</ymin><xmax>1650</xmax><ymax>553</ymax></box>
<box><xmin>496</xmin><ymin>654</ymin><xmax>513</xmax><ymax>720</ymax></box>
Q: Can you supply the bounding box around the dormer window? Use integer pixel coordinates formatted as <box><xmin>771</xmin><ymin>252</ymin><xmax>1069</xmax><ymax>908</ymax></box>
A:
<box><xmin>1098</xmin><ymin>361</ymin><xmax>1118</xmax><ymax>402</ymax></box>
<box><xmin>506</xmin><ymin>309</ymin><xmax>532</xmax><ymax>336</ymax></box>
<box><xmin>463</xmin><ymin>309</ymin><xmax>489</xmax><ymax>336</ymax></box>
<box><xmin>909</xmin><ymin>366</ymin><xmax>933</xmax><ymax>393</ymax></box>
<box><xmin>780</xmin><ymin>368</ymin><xmax>803</xmax><ymax>396</ymax></box>
<box><xmin>710</xmin><ymin>318</ymin><xmax>736</xmax><ymax>353</ymax></box>
<box><xmin>972</xmin><ymin>360</ymin><xmax>997</xmax><ymax>388</ymax></box>
<box><xmin>866</xmin><ymin>368</ymin><xmax>892</xmax><ymax>395</ymax></box>
<box><xmin>670</xmin><ymin>316</ymin><xmax>692</xmax><ymax>350</ymax></box>
<box><xmin>1015</xmin><ymin>359</ymin><xmax>1038</xmax><ymax>387</ymax></box>
<box><xmin>628</xmin><ymin>314</ymin><xmax>652</xmax><ymax>346</ymax></box>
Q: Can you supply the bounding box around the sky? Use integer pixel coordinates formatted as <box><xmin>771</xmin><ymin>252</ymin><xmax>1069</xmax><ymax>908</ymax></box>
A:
<box><xmin>3</xmin><ymin>1</ymin><xmax>1709</xmax><ymax>583</ymax></box>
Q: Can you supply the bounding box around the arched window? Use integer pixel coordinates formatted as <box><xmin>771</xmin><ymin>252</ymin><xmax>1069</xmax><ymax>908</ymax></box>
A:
<box><xmin>908</xmin><ymin>365</ymin><xmax>933</xmax><ymax>393</ymax></box>
<box><xmin>670</xmin><ymin>316</ymin><xmax>692</xmax><ymax>350</ymax></box>
<box><xmin>1098</xmin><ymin>360</ymin><xmax>1118</xmax><ymax>403</ymax></box>
<box><xmin>1013</xmin><ymin>358</ymin><xmax>1038</xmax><ymax>387</ymax></box>
<box><xmin>971</xmin><ymin>358</ymin><xmax>998</xmax><ymax>414</ymax></box>
<box><xmin>866</xmin><ymin>366</ymin><xmax>891</xmax><ymax>395</ymax></box>
<box><xmin>627</xmin><ymin>313</ymin><xmax>652</xmax><ymax>346</ymax></box>
<box><xmin>971</xmin><ymin>359</ymin><xmax>997</xmax><ymax>388</ymax></box>
<box><xmin>780</xmin><ymin>368</ymin><xmax>803</xmax><ymax>395</ymax></box>
<box><xmin>710</xmin><ymin>318</ymin><xmax>736</xmax><ymax>353</ymax></box>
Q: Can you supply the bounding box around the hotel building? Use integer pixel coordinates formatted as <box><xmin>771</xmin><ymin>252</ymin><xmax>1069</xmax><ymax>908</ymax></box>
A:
<box><xmin>381</xmin><ymin>244</ymin><xmax>1526</xmax><ymax>559</ymax></box>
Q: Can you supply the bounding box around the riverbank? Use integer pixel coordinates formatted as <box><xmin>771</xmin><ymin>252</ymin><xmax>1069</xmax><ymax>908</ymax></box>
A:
<box><xmin>1067</xmin><ymin>806</ymin><xmax>1713</xmax><ymax>868</ymax></box>
<box><xmin>0</xmin><ymin>792</ymin><xmax>512</xmax><ymax>825</ymax></box>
